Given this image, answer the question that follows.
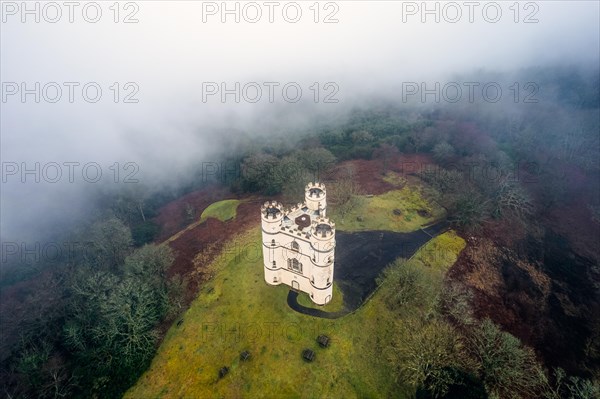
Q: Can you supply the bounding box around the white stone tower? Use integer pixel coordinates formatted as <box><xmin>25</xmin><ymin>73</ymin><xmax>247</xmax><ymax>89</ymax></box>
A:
<box><xmin>261</xmin><ymin>200</ymin><xmax>283</xmax><ymax>286</ymax></box>
<box><xmin>261</xmin><ymin>182</ymin><xmax>336</xmax><ymax>305</ymax></box>
<box><xmin>305</xmin><ymin>182</ymin><xmax>327</xmax><ymax>217</ymax></box>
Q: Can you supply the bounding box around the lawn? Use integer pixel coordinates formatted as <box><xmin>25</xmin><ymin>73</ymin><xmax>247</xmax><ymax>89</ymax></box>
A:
<box><xmin>200</xmin><ymin>199</ymin><xmax>241</xmax><ymax>222</ymax></box>
<box><xmin>329</xmin><ymin>185</ymin><xmax>446</xmax><ymax>233</ymax></box>
<box><xmin>125</xmin><ymin>224</ymin><xmax>465</xmax><ymax>399</ymax></box>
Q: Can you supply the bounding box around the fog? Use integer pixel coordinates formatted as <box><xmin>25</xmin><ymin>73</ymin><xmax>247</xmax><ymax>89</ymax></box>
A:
<box><xmin>1</xmin><ymin>0</ymin><xmax>599</xmax><ymax>242</ymax></box>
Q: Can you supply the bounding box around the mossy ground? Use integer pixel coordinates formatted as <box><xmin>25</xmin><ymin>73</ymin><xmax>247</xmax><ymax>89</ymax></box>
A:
<box><xmin>200</xmin><ymin>199</ymin><xmax>241</xmax><ymax>222</ymax></box>
<box><xmin>125</xmin><ymin>224</ymin><xmax>465</xmax><ymax>399</ymax></box>
<box><xmin>329</xmin><ymin>183</ymin><xmax>445</xmax><ymax>233</ymax></box>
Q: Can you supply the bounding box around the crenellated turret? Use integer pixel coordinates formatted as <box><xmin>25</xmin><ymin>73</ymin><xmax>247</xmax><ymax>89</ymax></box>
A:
<box><xmin>261</xmin><ymin>201</ymin><xmax>283</xmax><ymax>220</ymax></box>
<box><xmin>310</xmin><ymin>217</ymin><xmax>335</xmax><ymax>240</ymax></box>
<box><xmin>305</xmin><ymin>182</ymin><xmax>327</xmax><ymax>216</ymax></box>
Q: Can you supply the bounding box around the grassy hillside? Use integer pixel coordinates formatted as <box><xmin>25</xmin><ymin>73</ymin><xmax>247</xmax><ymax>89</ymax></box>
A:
<box><xmin>125</xmin><ymin>223</ymin><xmax>465</xmax><ymax>398</ymax></box>
<box><xmin>329</xmin><ymin>181</ymin><xmax>445</xmax><ymax>232</ymax></box>
<box><xmin>200</xmin><ymin>199</ymin><xmax>241</xmax><ymax>222</ymax></box>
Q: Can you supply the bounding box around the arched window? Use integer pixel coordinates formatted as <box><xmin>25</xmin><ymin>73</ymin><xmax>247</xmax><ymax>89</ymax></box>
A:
<box><xmin>271</xmin><ymin>239</ymin><xmax>275</xmax><ymax>247</ymax></box>
<box><xmin>291</xmin><ymin>241</ymin><xmax>299</xmax><ymax>252</ymax></box>
<box><xmin>272</xmin><ymin>261</ymin><xmax>276</xmax><ymax>268</ymax></box>
<box><xmin>287</xmin><ymin>258</ymin><xmax>303</xmax><ymax>273</ymax></box>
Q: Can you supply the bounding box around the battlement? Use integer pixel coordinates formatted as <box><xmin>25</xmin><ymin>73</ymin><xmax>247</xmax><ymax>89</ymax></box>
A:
<box><xmin>288</xmin><ymin>203</ymin><xmax>304</xmax><ymax>213</ymax></box>
<box><xmin>261</xmin><ymin>201</ymin><xmax>284</xmax><ymax>220</ymax></box>
<box><xmin>311</xmin><ymin>217</ymin><xmax>335</xmax><ymax>239</ymax></box>
<box><xmin>305</xmin><ymin>182</ymin><xmax>326</xmax><ymax>199</ymax></box>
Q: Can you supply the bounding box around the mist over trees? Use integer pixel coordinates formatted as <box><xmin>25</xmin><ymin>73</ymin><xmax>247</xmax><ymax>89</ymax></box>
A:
<box><xmin>1</xmin><ymin>64</ymin><xmax>599</xmax><ymax>398</ymax></box>
<box><xmin>1</xmin><ymin>218</ymin><xmax>178</xmax><ymax>397</ymax></box>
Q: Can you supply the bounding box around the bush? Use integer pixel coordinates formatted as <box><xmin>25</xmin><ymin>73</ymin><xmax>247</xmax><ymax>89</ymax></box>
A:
<box><xmin>132</xmin><ymin>221</ymin><xmax>160</xmax><ymax>246</ymax></box>
<box><xmin>377</xmin><ymin>259</ymin><xmax>424</xmax><ymax>310</ymax></box>
<box><xmin>377</xmin><ymin>259</ymin><xmax>437</xmax><ymax>313</ymax></box>
<box><xmin>438</xmin><ymin>281</ymin><xmax>475</xmax><ymax>327</ymax></box>
<box><xmin>389</xmin><ymin>318</ymin><xmax>474</xmax><ymax>398</ymax></box>
<box><xmin>432</xmin><ymin>142</ymin><xmax>456</xmax><ymax>163</ymax></box>
<box><xmin>469</xmin><ymin>319</ymin><xmax>546</xmax><ymax>399</ymax></box>
<box><xmin>448</xmin><ymin>190</ymin><xmax>490</xmax><ymax>229</ymax></box>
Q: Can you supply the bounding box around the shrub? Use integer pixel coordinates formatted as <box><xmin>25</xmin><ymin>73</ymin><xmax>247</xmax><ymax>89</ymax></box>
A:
<box><xmin>469</xmin><ymin>319</ymin><xmax>546</xmax><ymax>399</ymax></box>
<box><xmin>389</xmin><ymin>318</ymin><xmax>474</xmax><ymax>398</ymax></box>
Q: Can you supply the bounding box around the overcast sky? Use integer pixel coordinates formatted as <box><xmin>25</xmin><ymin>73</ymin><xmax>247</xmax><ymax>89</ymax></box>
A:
<box><xmin>1</xmin><ymin>1</ymin><xmax>599</xmax><ymax>242</ymax></box>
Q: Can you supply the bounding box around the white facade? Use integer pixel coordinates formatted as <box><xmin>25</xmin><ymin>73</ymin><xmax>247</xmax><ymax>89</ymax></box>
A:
<box><xmin>261</xmin><ymin>182</ymin><xmax>336</xmax><ymax>305</ymax></box>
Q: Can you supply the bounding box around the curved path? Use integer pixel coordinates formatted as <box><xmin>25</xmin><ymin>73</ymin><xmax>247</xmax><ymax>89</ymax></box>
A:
<box><xmin>287</xmin><ymin>221</ymin><xmax>449</xmax><ymax>318</ymax></box>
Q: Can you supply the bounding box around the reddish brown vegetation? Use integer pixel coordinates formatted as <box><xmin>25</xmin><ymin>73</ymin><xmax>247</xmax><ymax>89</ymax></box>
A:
<box><xmin>155</xmin><ymin>193</ymin><xmax>263</xmax><ymax>305</ymax></box>
<box><xmin>449</xmin><ymin>211</ymin><xmax>600</xmax><ymax>375</ymax></box>
<box><xmin>154</xmin><ymin>184</ymin><xmax>231</xmax><ymax>242</ymax></box>
<box><xmin>544</xmin><ymin>197</ymin><xmax>600</xmax><ymax>263</ymax></box>
<box><xmin>328</xmin><ymin>154</ymin><xmax>435</xmax><ymax>195</ymax></box>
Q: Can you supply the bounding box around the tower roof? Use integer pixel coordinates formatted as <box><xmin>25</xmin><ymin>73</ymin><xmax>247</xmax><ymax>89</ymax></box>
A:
<box><xmin>311</xmin><ymin>217</ymin><xmax>335</xmax><ymax>239</ymax></box>
<box><xmin>261</xmin><ymin>201</ymin><xmax>283</xmax><ymax>220</ymax></box>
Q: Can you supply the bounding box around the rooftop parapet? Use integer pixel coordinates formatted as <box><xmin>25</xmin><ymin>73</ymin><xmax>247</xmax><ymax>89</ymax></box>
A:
<box><xmin>261</xmin><ymin>201</ymin><xmax>284</xmax><ymax>220</ymax></box>
<box><xmin>310</xmin><ymin>217</ymin><xmax>335</xmax><ymax>239</ymax></box>
<box><xmin>305</xmin><ymin>182</ymin><xmax>326</xmax><ymax>198</ymax></box>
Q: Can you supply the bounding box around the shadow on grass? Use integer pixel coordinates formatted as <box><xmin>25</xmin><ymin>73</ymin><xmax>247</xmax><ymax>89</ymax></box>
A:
<box><xmin>287</xmin><ymin>221</ymin><xmax>449</xmax><ymax>318</ymax></box>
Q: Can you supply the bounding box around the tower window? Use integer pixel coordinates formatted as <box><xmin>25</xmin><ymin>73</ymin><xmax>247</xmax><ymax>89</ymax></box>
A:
<box><xmin>287</xmin><ymin>258</ymin><xmax>303</xmax><ymax>273</ymax></box>
<box><xmin>291</xmin><ymin>241</ymin><xmax>299</xmax><ymax>252</ymax></box>
<box><xmin>271</xmin><ymin>239</ymin><xmax>275</xmax><ymax>247</ymax></box>
<box><xmin>272</xmin><ymin>261</ymin><xmax>276</xmax><ymax>268</ymax></box>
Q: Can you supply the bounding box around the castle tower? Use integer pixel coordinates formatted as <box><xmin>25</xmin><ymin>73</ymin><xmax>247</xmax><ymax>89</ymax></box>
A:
<box><xmin>260</xmin><ymin>183</ymin><xmax>336</xmax><ymax>306</ymax></box>
<box><xmin>309</xmin><ymin>217</ymin><xmax>335</xmax><ymax>305</ymax></box>
<box><xmin>305</xmin><ymin>182</ymin><xmax>327</xmax><ymax>217</ymax></box>
<box><xmin>261</xmin><ymin>201</ymin><xmax>284</xmax><ymax>286</ymax></box>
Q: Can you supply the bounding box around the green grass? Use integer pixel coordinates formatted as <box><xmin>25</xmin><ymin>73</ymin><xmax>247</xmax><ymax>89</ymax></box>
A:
<box><xmin>200</xmin><ymin>199</ymin><xmax>241</xmax><ymax>222</ymax></box>
<box><xmin>329</xmin><ymin>185</ymin><xmax>446</xmax><ymax>233</ymax></box>
<box><xmin>125</xmin><ymin>226</ymin><xmax>465</xmax><ymax>399</ymax></box>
